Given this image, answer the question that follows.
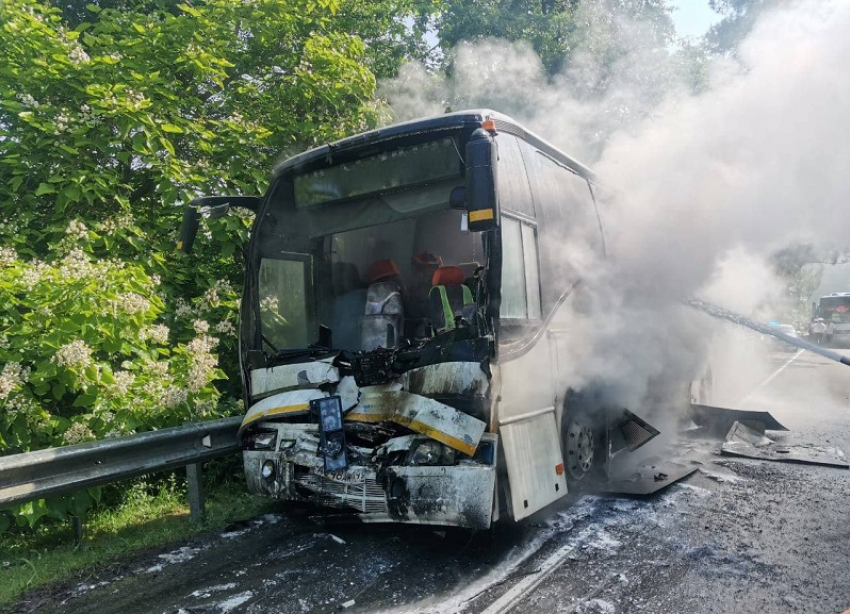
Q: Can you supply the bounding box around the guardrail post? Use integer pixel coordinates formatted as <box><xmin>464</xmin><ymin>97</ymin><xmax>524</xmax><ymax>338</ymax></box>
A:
<box><xmin>72</xmin><ymin>515</ymin><xmax>83</xmax><ymax>547</ymax></box>
<box><xmin>186</xmin><ymin>462</ymin><xmax>205</xmax><ymax>522</ymax></box>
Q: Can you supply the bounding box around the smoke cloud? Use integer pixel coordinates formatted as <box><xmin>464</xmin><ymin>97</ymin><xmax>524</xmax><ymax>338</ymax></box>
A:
<box><xmin>380</xmin><ymin>0</ymin><xmax>850</xmax><ymax>416</ymax></box>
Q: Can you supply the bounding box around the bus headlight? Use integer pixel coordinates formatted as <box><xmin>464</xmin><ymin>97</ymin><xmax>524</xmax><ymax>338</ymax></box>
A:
<box><xmin>261</xmin><ymin>460</ymin><xmax>275</xmax><ymax>479</ymax></box>
<box><xmin>251</xmin><ymin>431</ymin><xmax>277</xmax><ymax>450</ymax></box>
<box><xmin>409</xmin><ymin>441</ymin><xmax>456</xmax><ymax>466</ymax></box>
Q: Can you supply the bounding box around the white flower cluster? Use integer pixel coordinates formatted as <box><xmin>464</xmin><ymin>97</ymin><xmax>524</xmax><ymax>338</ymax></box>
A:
<box><xmin>162</xmin><ymin>385</ymin><xmax>188</xmax><ymax>409</ymax></box>
<box><xmin>113</xmin><ymin>292</ymin><xmax>151</xmax><ymax>315</ymax></box>
<box><xmin>59</xmin><ymin>248</ymin><xmax>96</xmax><ymax>280</ymax></box>
<box><xmin>193</xmin><ymin>319</ymin><xmax>209</xmax><ymax>334</ymax></box>
<box><xmin>6</xmin><ymin>395</ymin><xmax>36</xmax><ymax>415</ymax></box>
<box><xmin>99</xmin><ymin>212</ymin><xmax>134</xmax><ymax>234</ymax></box>
<box><xmin>124</xmin><ymin>88</ymin><xmax>146</xmax><ymax>110</ymax></box>
<box><xmin>141</xmin><ymin>359</ymin><xmax>171</xmax><ymax>403</ymax></box>
<box><xmin>0</xmin><ymin>246</ymin><xmax>16</xmax><ymax>267</ymax></box>
<box><xmin>17</xmin><ymin>93</ymin><xmax>40</xmax><ymax>108</ymax></box>
<box><xmin>201</xmin><ymin>279</ymin><xmax>235</xmax><ymax>311</ymax></box>
<box><xmin>0</xmin><ymin>336</ymin><xmax>9</xmax><ymax>350</ymax></box>
<box><xmin>186</xmin><ymin>335</ymin><xmax>219</xmax><ymax>393</ymax></box>
<box><xmin>18</xmin><ymin>261</ymin><xmax>49</xmax><ymax>290</ymax></box>
<box><xmin>142</xmin><ymin>324</ymin><xmax>170</xmax><ymax>345</ymax></box>
<box><xmin>143</xmin><ymin>359</ymin><xmax>170</xmax><ymax>380</ymax></box>
<box><xmin>54</xmin><ymin>111</ymin><xmax>73</xmax><ymax>134</ymax></box>
<box><xmin>0</xmin><ymin>362</ymin><xmax>31</xmax><ymax>400</ymax></box>
<box><xmin>64</xmin><ymin>422</ymin><xmax>95</xmax><ymax>445</ymax></box>
<box><xmin>175</xmin><ymin>298</ymin><xmax>195</xmax><ymax>317</ymax></box>
<box><xmin>66</xmin><ymin>219</ymin><xmax>87</xmax><ymax>239</ymax></box>
<box><xmin>109</xmin><ymin>370</ymin><xmax>135</xmax><ymax>397</ymax></box>
<box><xmin>215</xmin><ymin>320</ymin><xmax>236</xmax><ymax>336</ymax></box>
<box><xmin>53</xmin><ymin>340</ymin><xmax>93</xmax><ymax>369</ymax></box>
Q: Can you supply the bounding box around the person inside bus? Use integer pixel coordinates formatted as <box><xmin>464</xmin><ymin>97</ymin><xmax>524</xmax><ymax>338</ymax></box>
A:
<box><xmin>361</xmin><ymin>258</ymin><xmax>406</xmax><ymax>350</ymax></box>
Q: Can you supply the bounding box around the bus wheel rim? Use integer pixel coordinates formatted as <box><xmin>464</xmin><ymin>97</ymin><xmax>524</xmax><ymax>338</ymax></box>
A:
<box><xmin>566</xmin><ymin>420</ymin><xmax>594</xmax><ymax>480</ymax></box>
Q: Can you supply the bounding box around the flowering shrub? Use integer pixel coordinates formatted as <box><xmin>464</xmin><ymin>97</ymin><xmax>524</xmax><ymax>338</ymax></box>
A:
<box><xmin>0</xmin><ymin>237</ymin><xmax>238</xmax><ymax>529</ymax></box>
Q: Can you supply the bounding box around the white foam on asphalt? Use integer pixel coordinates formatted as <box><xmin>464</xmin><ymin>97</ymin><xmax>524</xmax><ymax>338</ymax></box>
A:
<box><xmin>145</xmin><ymin>545</ymin><xmax>206</xmax><ymax>573</ymax></box>
<box><xmin>220</xmin><ymin>528</ymin><xmax>250</xmax><ymax>539</ymax></box>
<box><xmin>369</xmin><ymin>496</ymin><xmax>607</xmax><ymax>614</ymax></box>
<box><xmin>190</xmin><ymin>582</ymin><xmax>238</xmax><ymax>598</ymax></box>
<box><xmin>216</xmin><ymin>590</ymin><xmax>253</xmax><ymax>612</ymax></box>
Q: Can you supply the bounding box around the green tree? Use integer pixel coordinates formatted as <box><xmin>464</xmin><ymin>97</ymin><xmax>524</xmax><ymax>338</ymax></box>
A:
<box><xmin>436</xmin><ymin>0</ymin><xmax>676</xmax><ymax>77</ymax></box>
<box><xmin>0</xmin><ymin>0</ymin><xmax>430</xmax><ymax>530</ymax></box>
<box><xmin>705</xmin><ymin>0</ymin><xmax>789</xmax><ymax>53</ymax></box>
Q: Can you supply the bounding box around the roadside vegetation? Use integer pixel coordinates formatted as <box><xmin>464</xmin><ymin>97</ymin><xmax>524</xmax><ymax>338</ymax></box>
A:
<box><xmin>0</xmin><ymin>467</ymin><xmax>272</xmax><ymax>607</ymax></box>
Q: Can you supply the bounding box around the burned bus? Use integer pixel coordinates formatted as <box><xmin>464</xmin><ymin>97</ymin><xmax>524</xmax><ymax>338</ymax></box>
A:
<box><xmin>179</xmin><ymin>110</ymin><xmax>664</xmax><ymax>529</ymax></box>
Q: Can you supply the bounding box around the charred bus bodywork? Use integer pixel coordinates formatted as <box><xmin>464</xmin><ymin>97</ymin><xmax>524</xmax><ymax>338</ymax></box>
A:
<box><xmin>182</xmin><ymin>110</ymin><xmax>663</xmax><ymax>529</ymax></box>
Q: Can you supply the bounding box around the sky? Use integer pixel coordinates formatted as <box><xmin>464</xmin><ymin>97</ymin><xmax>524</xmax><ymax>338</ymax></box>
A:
<box><xmin>669</xmin><ymin>0</ymin><xmax>722</xmax><ymax>38</ymax></box>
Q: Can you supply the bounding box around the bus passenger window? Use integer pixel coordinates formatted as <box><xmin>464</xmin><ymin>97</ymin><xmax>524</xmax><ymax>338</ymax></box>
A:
<box><xmin>501</xmin><ymin>216</ymin><xmax>542</xmax><ymax>321</ymax></box>
<box><xmin>522</xmin><ymin>224</ymin><xmax>541</xmax><ymax>319</ymax></box>
<box><xmin>501</xmin><ymin>217</ymin><xmax>527</xmax><ymax>318</ymax></box>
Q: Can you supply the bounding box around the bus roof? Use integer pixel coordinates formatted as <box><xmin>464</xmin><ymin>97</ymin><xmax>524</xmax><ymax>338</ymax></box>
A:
<box><xmin>272</xmin><ymin>109</ymin><xmax>601</xmax><ymax>186</ymax></box>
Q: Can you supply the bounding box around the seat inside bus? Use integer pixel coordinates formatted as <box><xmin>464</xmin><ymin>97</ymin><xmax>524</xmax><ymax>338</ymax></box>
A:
<box><xmin>329</xmin><ymin>209</ymin><xmax>484</xmax><ymax>351</ymax></box>
<box><xmin>428</xmin><ymin>266</ymin><xmax>475</xmax><ymax>334</ymax></box>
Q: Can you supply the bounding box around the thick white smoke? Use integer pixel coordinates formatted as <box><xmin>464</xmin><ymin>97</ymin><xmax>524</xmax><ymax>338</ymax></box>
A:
<box><xmin>381</xmin><ymin>0</ymin><xmax>850</xmax><ymax>416</ymax></box>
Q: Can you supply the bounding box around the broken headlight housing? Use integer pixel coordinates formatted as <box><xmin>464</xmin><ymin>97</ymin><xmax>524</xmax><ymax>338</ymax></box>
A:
<box><xmin>249</xmin><ymin>430</ymin><xmax>277</xmax><ymax>450</ymax></box>
<box><xmin>408</xmin><ymin>440</ymin><xmax>456</xmax><ymax>466</ymax></box>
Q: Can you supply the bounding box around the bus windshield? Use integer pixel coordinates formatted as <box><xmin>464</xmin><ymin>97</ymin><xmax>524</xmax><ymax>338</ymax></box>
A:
<box><xmin>293</xmin><ymin>138</ymin><xmax>462</xmax><ymax>209</ymax></box>
<box><xmin>255</xmin><ymin>208</ymin><xmax>485</xmax><ymax>355</ymax></box>
<box><xmin>819</xmin><ymin>296</ymin><xmax>850</xmax><ymax>323</ymax></box>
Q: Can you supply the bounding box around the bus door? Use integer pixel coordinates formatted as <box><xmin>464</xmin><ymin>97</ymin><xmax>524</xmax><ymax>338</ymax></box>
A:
<box><xmin>496</xmin><ymin>215</ymin><xmax>567</xmax><ymax>520</ymax></box>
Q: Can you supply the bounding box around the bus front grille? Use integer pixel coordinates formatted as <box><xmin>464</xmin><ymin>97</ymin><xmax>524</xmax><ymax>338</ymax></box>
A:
<box><xmin>293</xmin><ymin>471</ymin><xmax>388</xmax><ymax>514</ymax></box>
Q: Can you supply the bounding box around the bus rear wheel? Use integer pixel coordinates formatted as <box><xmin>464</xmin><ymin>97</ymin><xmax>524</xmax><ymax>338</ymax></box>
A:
<box><xmin>564</xmin><ymin>417</ymin><xmax>595</xmax><ymax>481</ymax></box>
<box><xmin>562</xmin><ymin>390</ymin><xmax>607</xmax><ymax>485</ymax></box>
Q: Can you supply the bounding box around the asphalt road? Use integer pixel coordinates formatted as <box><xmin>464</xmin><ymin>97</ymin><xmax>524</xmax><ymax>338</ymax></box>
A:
<box><xmin>8</xmin><ymin>343</ymin><xmax>850</xmax><ymax>614</ymax></box>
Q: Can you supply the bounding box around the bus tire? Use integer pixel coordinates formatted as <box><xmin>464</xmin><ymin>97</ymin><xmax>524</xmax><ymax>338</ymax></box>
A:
<box><xmin>561</xmin><ymin>388</ymin><xmax>607</xmax><ymax>486</ymax></box>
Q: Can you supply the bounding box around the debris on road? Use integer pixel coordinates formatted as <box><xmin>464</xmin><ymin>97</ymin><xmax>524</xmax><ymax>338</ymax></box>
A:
<box><xmin>601</xmin><ymin>461</ymin><xmax>697</xmax><ymax>495</ymax></box>
<box><xmin>689</xmin><ymin>404</ymin><xmax>788</xmax><ymax>435</ymax></box>
<box><xmin>721</xmin><ymin>421</ymin><xmax>849</xmax><ymax>468</ymax></box>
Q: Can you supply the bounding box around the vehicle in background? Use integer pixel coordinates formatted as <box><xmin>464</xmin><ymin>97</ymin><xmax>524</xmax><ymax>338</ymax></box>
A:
<box><xmin>812</xmin><ymin>293</ymin><xmax>850</xmax><ymax>346</ymax></box>
<box><xmin>177</xmin><ymin>110</ymin><xmax>671</xmax><ymax>530</ymax></box>
<box><xmin>768</xmin><ymin>323</ymin><xmax>799</xmax><ymax>351</ymax></box>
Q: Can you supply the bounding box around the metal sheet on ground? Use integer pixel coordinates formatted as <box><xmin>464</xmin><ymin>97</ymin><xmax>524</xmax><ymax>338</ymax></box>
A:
<box><xmin>600</xmin><ymin>460</ymin><xmax>698</xmax><ymax>495</ymax></box>
<box><xmin>721</xmin><ymin>421</ymin><xmax>849</xmax><ymax>468</ymax></box>
<box><xmin>689</xmin><ymin>403</ymin><xmax>789</xmax><ymax>434</ymax></box>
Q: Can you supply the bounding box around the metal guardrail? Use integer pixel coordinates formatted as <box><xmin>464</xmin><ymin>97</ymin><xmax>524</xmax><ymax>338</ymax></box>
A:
<box><xmin>0</xmin><ymin>416</ymin><xmax>242</xmax><ymax>521</ymax></box>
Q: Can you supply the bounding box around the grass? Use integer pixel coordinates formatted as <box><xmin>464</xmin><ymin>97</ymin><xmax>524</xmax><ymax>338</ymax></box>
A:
<box><xmin>0</xmin><ymin>472</ymin><xmax>274</xmax><ymax>607</ymax></box>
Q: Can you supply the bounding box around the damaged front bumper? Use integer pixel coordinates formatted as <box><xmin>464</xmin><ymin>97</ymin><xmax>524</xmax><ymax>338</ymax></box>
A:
<box><xmin>244</xmin><ymin>424</ymin><xmax>498</xmax><ymax>529</ymax></box>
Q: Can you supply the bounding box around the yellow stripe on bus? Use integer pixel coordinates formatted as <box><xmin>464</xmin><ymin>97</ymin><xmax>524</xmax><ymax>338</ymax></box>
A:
<box><xmin>469</xmin><ymin>209</ymin><xmax>494</xmax><ymax>222</ymax></box>
<box><xmin>242</xmin><ymin>403</ymin><xmax>310</xmax><ymax>427</ymax></box>
<box><xmin>397</xmin><ymin>417</ymin><xmax>478</xmax><ymax>456</ymax></box>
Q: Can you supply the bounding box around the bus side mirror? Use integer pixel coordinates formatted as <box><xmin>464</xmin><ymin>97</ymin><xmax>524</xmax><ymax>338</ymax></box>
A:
<box><xmin>465</xmin><ymin>128</ymin><xmax>499</xmax><ymax>232</ymax></box>
<box><xmin>177</xmin><ymin>206</ymin><xmax>202</xmax><ymax>254</ymax></box>
<box><xmin>177</xmin><ymin>195</ymin><xmax>262</xmax><ymax>254</ymax></box>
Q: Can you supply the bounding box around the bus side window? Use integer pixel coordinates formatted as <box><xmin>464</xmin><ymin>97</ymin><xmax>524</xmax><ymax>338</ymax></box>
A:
<box><xmin>522</xmin><ymin>223</ymin><xmax>541</xmax><ymax>319</ymax></box>
<box><xmin>500</xmin><ymin>217</ymin><xmax>527</xmax><ymax>318</ymax></box>
<box><xmin>500</xmin><ymin>215</ymin><xmax>542</xmax><ymax>322</ymax></box>
<box><xmin>496</xmin><ymin>134</ymin><xmax>535</xmax><ymax>218</ymax></box>
<box><xmin>519</xmin><ymin>140</ymin><xmax>599</xmax><ymax>314</ymax></box>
